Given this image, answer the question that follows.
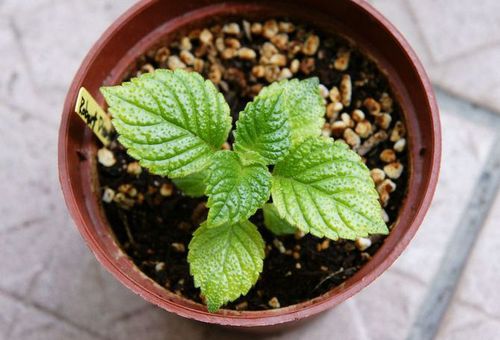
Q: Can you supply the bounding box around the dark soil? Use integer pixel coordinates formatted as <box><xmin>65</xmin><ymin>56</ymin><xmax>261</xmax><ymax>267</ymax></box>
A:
<box><xmin>97</xmin><ymin>19</ymin><xmax>408</xmax><ymax>311</ymax></box>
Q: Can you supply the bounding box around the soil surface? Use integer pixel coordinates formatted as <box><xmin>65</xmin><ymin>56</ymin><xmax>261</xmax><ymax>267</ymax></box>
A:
<box><xmin>97</xmin><ymin>19</ymin><xmax>408</xmax><ymax>311</ymax></box>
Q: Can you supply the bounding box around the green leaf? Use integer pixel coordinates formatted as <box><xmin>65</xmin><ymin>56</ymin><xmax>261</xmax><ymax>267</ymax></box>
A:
<box><xmin>100</xmin><ymin>69</ymin><xmax>232</xmax><ymax>178</ymax></box>
<box><xmin>233</xmin><ymin>86</ymin><xmax>291</xmax><ymax>164</ymax></box>
<box><xmin>257</xmin><ymin>77</ymin><xmax>325</xmax><ymax>143</ymax></box>
<box><xmin>172</xmin><ymin>170</ymin><xmax>207</xmax><ymax>197</ymax></box>
<box><xmin>262</xmin><ymin>203</ymin><xmax>297</xmax><ymax>235</ymax></box>
<box><xmin>272</xmin><ymin>137</ymin><xmax>388</xmax><ymax>240</ymax></box>
<box><xmin>206</xmin><ymin>151</ymin><xmax>271</xmax><ymax>227</ymax></box>
<box><xmin>188</xmin><ymin>220</ymin><xmax>265</xmax><ymax>312</ymax></box>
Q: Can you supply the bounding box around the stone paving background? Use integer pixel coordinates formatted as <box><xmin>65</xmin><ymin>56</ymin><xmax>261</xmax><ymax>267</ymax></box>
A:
<box><xmin>1</xmin><ymin>1</ymin><xmax>500</xmax><ymax>339</ymax></box>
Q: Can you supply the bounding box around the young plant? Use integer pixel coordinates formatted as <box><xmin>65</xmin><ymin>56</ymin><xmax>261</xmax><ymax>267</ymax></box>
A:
<box><xmin>101</xmin><ymin>69</ymin><xmax>388</xmax><ymax>312</ymax></box>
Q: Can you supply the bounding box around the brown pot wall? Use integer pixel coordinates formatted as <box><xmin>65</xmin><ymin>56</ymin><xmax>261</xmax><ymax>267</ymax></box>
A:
<box><xmin>58</xmin><ymin>0</ymin><xmax>441</xmax><ymax>330</ymax></box>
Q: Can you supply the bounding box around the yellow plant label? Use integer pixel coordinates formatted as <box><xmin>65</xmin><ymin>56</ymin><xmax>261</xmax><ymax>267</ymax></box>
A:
<box><xmin>74</xmin><ymin>87</ymin><xmax>113</xmax><ymax>146</ymax></box>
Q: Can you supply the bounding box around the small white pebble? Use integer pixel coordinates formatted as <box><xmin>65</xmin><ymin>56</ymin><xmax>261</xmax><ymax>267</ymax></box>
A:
<box><xmin>102</xmin><ymin>187</ymin><xmax>115</xmax><ymax>203</ymax></box>
<box><xmin>215</xmin><ymin>37</ymin><xmax>225</xmax><ymax>52</ymax></box>
<box><xmin>235</xmin><ymin>301</ymin><xmax>249</xmax><ymax>311</ymax></box>
<box><xmin>394</xmin><ymin>138</ymin><xmax>406</xmax><ymax>153</ymax></box>
<box><xmin>370</xmin><ymin>168</ymin><xmax>386</xmax><ymax>184</ymax></box>
<box><xmin>322</xmin><ymin>127</ymin><xmax>332</xmax><ymax>137</ymax></box>
<box><xmin>329</xmin><ymin>86</ymin><xmax>340</xmax><ymax>102</ymax></box>
<box><xmin>381</xmin><ymin>209</ymin><xmax>389</xmax><ymax>223</ymax></box>
<box><xmin>250</xmin><ymin>22</ymin><xmax>263</xmax><ymax>35</ymax></box>
<box><xmin>97</xmin><ymin>147</ymin><xmax>116</xmax><ymax>167</ymax></box>
<box><xmin>118</xmin><ymin>183</ymin><xmax>137</xmax><ymax>197</ymax></box>
<box><xmin>319</xmin><ymin>84</ymin><xmax>329</xmax><ymax>98</ymax></box>
<box><xmin>376</xmin><ymin>113</ymin><xmax>392</xmax><ymax>130</ymax></box>
<box><xmin>223</xmin><ymin>38</ymin><xmax>240</xmax><ymax>49</ymax></box>
<box><xmin>343</xmin><ymin>128</ymin><xmax>360</xmax><ymax>148</ymax></box>
<box><xmin>290</xmin><ymin>59</ymin><xmax>300</xmax><ymax>73</ymax></box>
<box><xmin>302</xmin><ymin>34</ymin><xmax>320</xmax><ymax>55</ymax></box>
<box><xmin>251</xmin><ymin>65</ymin><xmax>265</xmax><ymax>78</ymax></box>
<box><xmin>279</xmin><ymin>21</ymin><xmax>295</xmax><ymax>33</ymax></box>
<box><xmin>355</xmin><ymin>237</ymin><xmax>372</xmax><ymax>251</ymax></box>
<box><xmin>221</xmin><ymin>48</ymin><xmax>237</xmax><ymax>60</ymax></box>
<box><xmin>273</xmin><ymin>239</ymin><xmax>286</xmax><ymax>254</ymax></box>
<box><xmin>268</xmin><ymin>297</ymin><xmax>281</xmax><ymax>309</ymax></box>
<box><xmin>355</xmin><ymin>120</ymin><xmax>372</xmax><ymax>138</ymax></box>
<box><xmin>334</xmin><ymin>48</ymin><xmax>351</xmax><ymax>71</ymax></box>
<box><xmin>363</xmin><ymin>97</ymin><xmax>381</xmax><ymax>116</ymax></box>
<box><xmin>271</xmin><ymin>33</ymin><xmax>289</xmax><ymax>50</ymax></box>
<box><xmin>199</xmin><ymin>29</ymin><xmax>213</xmax><ymax>45</ymax></box>
<box><xmin>155</xmin><ymin>262</ymin><xmax>165</xmax><ymax>272</ymax></box>
<box><xmin>242</xmin><ymin>20</ymin><xmax>251</xmax><ymax>40</ymax></box>
<box><xmin>179</xmin><ymin>50</ymin><xmax>195</xmax><ymax>65</ymax></box>
<box><xmin>331</xmin><ymin>121</ymin><xmax>347</xmax><ymax>135</ymax></box>
<box><xmin>127</xmin><ymin>162</ymin><xmax>142</xmax><ymax>176</ymax></box>
<box><xmin>279</xmin><ymin>68</ymin><xmax>293</xmax><ymax>80</ymax></box>
<box><xmin>237</xmin><ymin>47</ymin><xmax>256</xmax><ymax>60</ymax></box>
<box><xmin>294</xmin><ymin>230</ymin><xmax>305</xmax><ymax>239</ymax></box>
<box><xmin>384</xmin><ymin>162</ymin><xmax>404</xmax><ymax>179</ymax></box>
<box><xmin>113</xmin><ymin>192</ymin><xmax>134</xmax><ymax>209</ymax></box>
<box><xmin>390</xmin><ymin>121</ymin><xmax>406</xmax><ymax>142</ymax></box>
<box><xmin>171</xmin><ymin>242</ymin><xmax>186</xmax><ymax>253</ymax></box>
<box><xmin>380</xmin><ymin>149</ymin><xmax>396</xmax><ymax>163</ymax></box>
<box><xmin>320</xmin><ymin>239</ymin><xmax>330</xmax><ymax>250</ymax></box>
<box><xmin>262</xmin><ymin>20</ymin><xmax>279</xmax><ymax>39</ymax></box>
<box><xmin>160</xmin><ymin>183</ymin><xmax>174</xmax><ymax>196</ymax></box>
<box><xmin>352</xmin><ymin>109</ymin><xmax>365</xmax><ymax>122</ymax></box>
<box><xmin>333</xmin><ymin>101</ymin><xmax>343</xmax><ymax>112</ymax></box>
<box><xmin>380</xmin><ymin>92</ymin><xmax>393</xmax><ymax>113</ymax></box>
<box><xmin>326</xmin><ymin>103</ymin><xmax>339</xmax><ymax>120</ymax></box>
<box><xmin>167</xmin><ymin>55</ymin><xmax>186</xmax><ymax>70</ymax></box>
<box><xmin>141</xmin><ymin>64</ymin><xmax>154</xmax><ymax>73</ymax></box>
<box><xmin>193</xmin><ymin>58</ymin><xmax>204</xmax><ymax>72</ymax></box>
<box><xmin>341</xmin><ymin>112</ymin><xmax>354</xmax><ymax>128</ymax></box>
<box><xmin>180</xmin><ymin>37</ymin><xmax>192</xmax><ymax>50</ymax></box>
<box><xmin>340</xmin><ymin>75</ymin><xmax>352</xmax><ymax>107</ymax></box>
<box><xmin>223</xmin><ymin>22</ymin><xmax>240</xmax><ymax>35</ymax></box>
<box><xmin>378</xmin><ymin>179</ymin><xmax>397</xmax><ymax>194</ymax></box>
<box><xmin>269</xmin><ymin>54</ymin><xmax>287</xmax><ymax>66</ymax></box>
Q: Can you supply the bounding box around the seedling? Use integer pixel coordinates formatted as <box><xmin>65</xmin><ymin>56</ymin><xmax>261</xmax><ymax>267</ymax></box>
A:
<box><xmin>101</xmin><ymin>69</ymin><xmax>387</xmax><ymax>312</ymax></box>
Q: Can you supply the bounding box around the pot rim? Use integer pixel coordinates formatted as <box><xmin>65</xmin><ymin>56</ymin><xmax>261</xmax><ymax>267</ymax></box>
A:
<box><xmin>58</xmin><ymin>0</ymin><xmax>441</xmax><ymax>327</ymax></box>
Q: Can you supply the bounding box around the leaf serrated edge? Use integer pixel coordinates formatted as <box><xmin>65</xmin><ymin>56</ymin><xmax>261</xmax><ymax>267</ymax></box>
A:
<box><xmin>271</xmin><ymin>137</ymin><xmax>388</xmax><ymax>240</ymax></box>
<box><xmin>100</xmin><ymin>69</ymin><xmax>232</xmax><ymax>179</ymax></box>
<box><xmin>188</xmin><ymin>220</ymin><xmax>265</xmax><ymax>311</ymax></box>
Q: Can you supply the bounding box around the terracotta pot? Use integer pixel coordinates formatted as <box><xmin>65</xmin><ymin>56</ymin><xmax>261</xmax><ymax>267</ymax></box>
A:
<box><xmin>58</xmin><ymin>0</ymin><xmax>441</xmax><ymax>331</ymax></box>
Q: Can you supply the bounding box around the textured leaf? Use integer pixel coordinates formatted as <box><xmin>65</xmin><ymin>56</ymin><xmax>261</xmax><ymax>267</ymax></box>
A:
<box><xmin>262</xmin><ymin>203</ymin><xmax>297</xmax><ymax>235</ymax></box>
<box><xmin>233</xmin><ymin>87</ymin><xmax>291</xmax><ymax>164</ymax></box>
<box><xmin>272</xmin><ymin>137</ymin><xmax>388</xmax><ymax>240</ymax></box>
<box><xmin>257</xmin><ymin>77</ymin><xmax>325</xmax><ymax>143</ymax></box>
<box><xmin>100</xmin><ymin>69</ymin><xmax>232</xmax><ymax>178</ymax></box>
<box><xmin>172</xmin><ymin>170</ymin><xmax>207</xmax><ymax>197</ymax></box>
<box><xmin>206</xmin><ymin>151</ymin><xmax>271</xmax><ymax>227</ymax></box>
<box><xmin>188</xmin><ymin>220</ymin><xmax>265</xmax><ymax>312</ymax></box>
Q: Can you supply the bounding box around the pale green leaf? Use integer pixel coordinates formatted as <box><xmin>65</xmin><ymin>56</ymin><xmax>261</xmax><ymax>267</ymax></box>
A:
<box><xmin>262</xmin><ymin>203</ymin><xmax>297</xmax><ymax>235</ymax></box>
<box><xmin>233</xmin><ymin>86</ymin><xmax>291</xmax><ymax>164</ymax></box>
<box><xmin>172</xmin><ymin>170</ymin><xmax>207</xmax><ymax>197</ymax></box>
<box><xmin>100</xmin><ymin>69</ymin><xmax>232</xmax><ymax>178</ymax></box>
<box><xmin>188</xmin><ymin>220</ymin><xmax>265</xmax><ymax>312</ymax></box>
<box><xmin>272</xmin><ymin>137</ymin><xmax>388</xmax><ymax>240</ymax></box>
<box><xmin>206</xmin><ymin>151</ymin><xmax>271</xmax><ymax>227</ymax></box>
<box><xmin>257</xmin><ymin>77</ymin><xmax>325</xmax><ymax>143</ymax></box>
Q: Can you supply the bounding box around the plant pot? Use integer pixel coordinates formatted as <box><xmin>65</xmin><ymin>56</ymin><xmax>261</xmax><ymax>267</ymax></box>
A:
<box><xmin>58</xmin><ymin>0</ymin><xmax>441</xmax><ymax>331</ymax></box>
